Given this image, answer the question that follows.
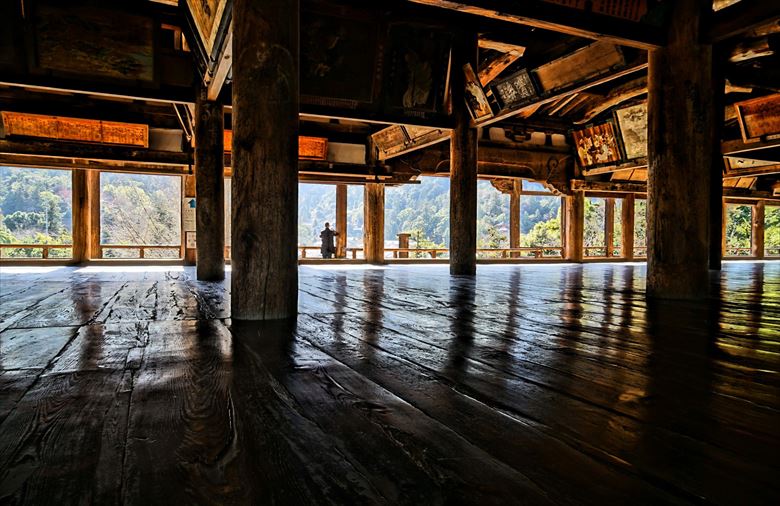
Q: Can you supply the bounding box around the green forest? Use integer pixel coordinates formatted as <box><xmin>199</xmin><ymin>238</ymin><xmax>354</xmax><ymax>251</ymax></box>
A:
<box><xmin>2</xmin><ymin>167</ymin><xmax>779</xmax><ymax>259</ymax></box>
<box><xmin>0</xmin><ymin>167</ymin><xmax>181</xmax><ymax>258</ymax></box>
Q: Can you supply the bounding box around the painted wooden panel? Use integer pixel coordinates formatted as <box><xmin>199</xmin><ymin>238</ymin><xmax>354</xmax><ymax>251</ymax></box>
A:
<box><xmin>735</xmin><ymin>94</ymin><xmax>780</xmax><ymax>142</ymax></box>
<box><xmin>223</xmin><ymin>130</ymin><xmax>328</xmax><ymax>160</ymax></box>
<box><xmin>1</xmin><ymin>112</ymin><xmax>149</xmax><ymax>147</ymax></box>
<box><xmin>185</xmin><ymin>0</ymin><xmax>227</xmax><ymax>55</ymax></box>
<box><xmin>533</xmin><ymin>42</ymin><xmax>624</xmax><ymax>93</ymax></box>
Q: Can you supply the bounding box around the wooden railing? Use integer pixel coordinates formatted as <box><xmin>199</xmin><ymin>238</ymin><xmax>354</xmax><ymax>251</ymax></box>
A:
<box><xmin>0</xmin><ymin>243</ymin><xmax>72</xmax><ymax>259</ymax></box>
<box><xmin>383</xmin><ymin>247</ymin><xmax>565</xmax><ymax>259</ymax></box>
<box><xmin>98</xmin><ymin>244</ymin><xmax>181</xmax><ymax>259</ymax></box>
<box><xmin>298</xmin><ymin>246</ymin><xmax>363</xmax><ymax>259</ymax></box>
<box><xmin>767</xmin><ymin>247</ymin><xmax>780</xmax><ymax>257</ymax></box>
<box><xmin>725</xmin><ymin>247</ymin><xmax>752</xmax><ymax>257</ymax></box>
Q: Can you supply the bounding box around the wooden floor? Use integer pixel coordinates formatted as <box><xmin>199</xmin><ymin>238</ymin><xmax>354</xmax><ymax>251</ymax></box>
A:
<box><xmin>0</xmin><ymin>262</ymin><xmax>778</xmax><ymax>505</ymax></box>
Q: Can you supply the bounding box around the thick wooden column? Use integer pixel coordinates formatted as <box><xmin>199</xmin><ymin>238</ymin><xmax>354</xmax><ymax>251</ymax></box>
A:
<box><xmin>88</xmin><ymin>171</ymin><xmax>101</xmax><ymax>259</ymax></box>
<box><xmin>195</xmin><ymin>92</ymin><xmax>225</xmax><ymax>281</ymax></box>
<box><xmin>752</xmin><ymin>201</ymin><xmax>765</xmax><ymax>259</ymax></box>
<box><xmin>398</xmin><ymin>233</ymin><xmax>410</xmax><ymax>258</ymax></box>
<box><xmin>605</xmin><ymin>198</ymin><xmax>615</xmax><ymax>257</ymax></box>
<box><xmin>71</xmin><ymin>169</ymin><xmax>89</xmax><ymax>263</ymax></box>
<box><xmin>183</xmin><ymin>175</ymin><xmax>196</xmax><ymax>265</ymax></box>
<box><xmin>709</xmin><ymin>45</ymin><xmax>726</xmax><ymax>270</ymax></box>
<box><xmin>231</xmin><ymin>0</ymin><xmax>298</xmax><ymax>320</ymax></box>
<box><xmin>621</xmin><ymin>194</ymin><xmax>635</xmax><ymax>260</ymax></box>
<box><xmin>449</xmin><ymin>32</ymin><xmax>479</xmax><ymax>275</ymax></box>
<box><xmin>722</xmin><ymin>199</ymin><xmax>728</xmax><ymax>257</ymax></box>
<box><xmin>509</xmin><ymin>180</ymin><xmax>521</xmax><ymax>258</ymax></box>
<box><xmin>647</xmin><ymin>0</ymin><xmax>714</xmax><ymax>299</ymax></box>
<box><xmin>336</xmin><ymin>184</ymin><xmax>347</xmax><ymax>258</ymax></box>
<box><xmin>564</xmin><ymin>191</ymin><xmax>584</xmax><ymax>262</ymax></box>
<box><xmin>364</xmin><ymin>183</ymin><xmax>385</xmax><ymax>263</ymax></box>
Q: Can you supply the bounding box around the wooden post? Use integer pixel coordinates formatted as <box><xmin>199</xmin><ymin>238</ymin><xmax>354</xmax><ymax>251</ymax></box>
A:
<box><xmin>509</xmin><ymin>180</ymin><xmax>521</xmax><ymax>258</ymax></box>
<box><xmin>183</xmin><ymin>174</ymin><xmax>196</xmax><ymax>265</ymax></box>
<box><xmin>605</xmin><ymin>198</ymin><xmax>615</xmax><ymax>257</ymax></box>
<box><xmin>621</xmin><ymin>194</ymin><xmax>635</xmax><ymax>260</ymax></box>
<box><xmin>336</xmin><ymin>184</ymin><xmax>347</xmax><ymax>258</ymax></box>
<box><xmin>195</xmin><ymin>91</ymin><xmax>225</xmax><ymax>281</ymax></box>
<box><xmin>88</xmin><ymin>170</ymin><xmax>101</xmax><ymax>259</ymax></box>
<box><xmin>71</xmin><ymin>169</ymin><xmax>89</xmax><ymax>263</ymax></box>
<box><xmin>647</xmin><ymin>0</ymin><xmax>714</xmax><ymax>299</ymax></box>
<box><xmin>709</xmin><ymin>44</ymin><xmax>726</xmax><ymax>271</ymax></box>
<box><xmin>449</xmin><ymin>31</ymin><xmax>479</xmax><ymax>275</ymax></box>
<box><xmin>564</xmin><ymin>191</ymin><xmax>584</xmax><ymax>262</ymax></box>
<box><xmin>398</xmin><ymin>233</ymin><xmax>411</xmax><ymax>258</ymax></box>
<box><xmin>364</xmin><ymin>183</ymin><xmax>385</xmax><ymax>263</ymax></box>
<box><xmin>231</xmin><ymin>0</ymin><xmax>298</xmax><ymax>320</ymax></box>
<box><xmin>752</xmin><ymin>201</ymin><xmax>765</xmax><ymax>259</ymax></box>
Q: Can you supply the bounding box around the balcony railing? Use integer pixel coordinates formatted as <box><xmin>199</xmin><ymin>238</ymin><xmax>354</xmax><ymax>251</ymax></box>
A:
<box><xmin>0</xmin><ymin>243</ymin><xmax>72</xmax><ymax>259</ymax></box>
<box><xmin>98</xmin><ymin>244</ymin><xmax>181</xmax><ymax>259</ymax></box>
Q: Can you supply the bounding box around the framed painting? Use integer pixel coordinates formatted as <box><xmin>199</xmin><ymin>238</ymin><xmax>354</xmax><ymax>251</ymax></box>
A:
<box><xmin>614</xmin><ymin>103</ymin><xmax>647</xmax><ymax>160</ymax></box>
<box><xmin>34</xmin><ymin>4</ymin><xmax>154</xmax><ymax>82</ymax></box>
<box><xmin>463</xmin><ymin>63</ymin><xmax>493</xmax><ymax>121</ymax></box>
<box><xmin>301</xmin><ymin>9</ymin><xmax>379</xmax><ymax>105</ymax></box>
<box><xmin>384</xmin><ymin>23</ymin><xmax>452</xmax><ymax>114</ymax></box>
<box><xmin>572</xmin><ymin>122</ymin><xmax>622</xmax><ymax>168</ymax></box>
<box><xmin>735</xmin><ymin>94</ymin><xmax>780</xmax><ymax>142</ymax></box>
<box><xmin>490</xmin><ymin>68</ymin><xmax>537</xmax><ymax>110</ymax></box>
<box><xmin>185</xmin><ymin>0</ymin><xmax>227</xmax><ymax>56</ymax></box>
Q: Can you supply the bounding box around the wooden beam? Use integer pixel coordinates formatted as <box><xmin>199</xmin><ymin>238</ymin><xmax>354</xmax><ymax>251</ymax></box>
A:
<box><xmin>752</xmin><ymin>200</ymin><xmax>765</xmax><ymax>258</ymax></box>
<box><xmin>206</xmin><ymin>26</ymin><xmax>233</xmax><ymax>101</ymax></box>
<box><xmin>574</xmin><ymin>76</ymin><xmax>647</xmax><ymax>125</ymax></box>
<box><xmin>0</xmin><ymin>154</ymin><xmax>189</xmax><ymax>176</ymax></box>
<box><xmin>621</xmin><ymin>194</ymin><xmax>635</xmax><ymax>260</ymax></box>
<box><xmin>408</xmin><ymin>0</ymin><xmax>664</xmax><ymax>50</ymax></box>
<box><xmin>364</xmin><ymin>183</ymin><xmax>385</xmax><ymax>263</ymax></box>
<box><xmin>450</xmin><ymin>32</ymin><xmax>479</xmax><ymax>275</ymax></box>
<box><xmin>336</xmin><ymin>184</ymin><xmax>347</xmax><ymax>258</ymax></box>
<box><xmin>194</xmin><ymin>92</ymin><xmax>225</xmax><ymax>281</ymax></box>
<box><xmin>231</xmin><ymin>0</ymin><xmax>299</xmax><ymax>319</ymax></box>
<box><xmin>709</xmin><ymin>0</ymin><xmax>780</xmax><ymax>43</ymax></box>
<box><xmin>478</xmin><ymin>49</ymin><xmax>523</xmax><ymax>86</ymax></box>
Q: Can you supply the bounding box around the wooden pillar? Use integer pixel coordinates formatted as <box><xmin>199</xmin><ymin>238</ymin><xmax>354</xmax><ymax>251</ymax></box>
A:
<box><xmin>647</xmin><ymin>0</ymin><xmax>714</xmax><ymax>299</ymax></box>
<box><xmin>605</xmin><ymin>198</ymin><xmax>615</xmax><ymax>257</ymax></box>
<box><xmin>509</xmin><ymin>180</ymin><xmax>521</xmax><ymax>258</ymax></box>
<box><xmin>336</xmin><ymin>184</ymin><xmax>347</xmax><ymax>258</ymax></box>
<box><xmin>183</xmin><ymin>174</ymin><xmax>196</xmax><ymax>265</ymax></box>
<box><xmin>449</xmin><ymin>31</ymin><xmax>479</xmax><ymax>275</ymax></box>
<box><xmin>231</xmin><ymin>0</ymin><xmax>298</xmax><ymax>320</ymax></box>
<box><xmin>709</xmin><ymin>45</ymin><xmax>726</xmax><ymax>271</ymax></box>
<box><xmin>621</xmin><ymin>194</ymin><xmax>635</xmax><ymax>260</ymax></box>
<box><xmin>71</xmin><ymin>170</ymin><xmax>88</xmax><ymax>263</ymax></box>
<box><xmin>398</xmin><ymin>233</ymin><xmax>410</xmax><ymax>258</ymax></box>
<box><xmin>364</xmin><ymin>183</ymin><xmax>385</xmax><ymax>263</ymax></box>
<box><xmin>752</xmin><ymin>201</ymin><xmax>765</xmax><ymax>259</ymax></box>
<box><xmin>88</xmin><ymin>171</ymin><xmax>101</xmax><ymax>259</ymax></box>
<box><xmin>195</xmin><ymin>91</ymin><xmax>225</xmax><ymax>281</ymax></box>
<box><xmin>564</xmin><ymin>191</ymin><xmax>584</xmax><ymax>262</ymax></box>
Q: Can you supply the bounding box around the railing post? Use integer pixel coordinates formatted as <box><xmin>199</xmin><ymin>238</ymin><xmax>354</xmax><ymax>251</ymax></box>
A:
<box><xmin>42</xmin><ymin>246</ymin><xmax>49</xmax><ymax>259</ymax></box>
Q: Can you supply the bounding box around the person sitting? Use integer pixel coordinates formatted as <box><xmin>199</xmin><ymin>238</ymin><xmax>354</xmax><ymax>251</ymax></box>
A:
<box><xmin>319</xmin><ymin>222</ymin><xmax>339</xmax><ymax>259</ymax></box>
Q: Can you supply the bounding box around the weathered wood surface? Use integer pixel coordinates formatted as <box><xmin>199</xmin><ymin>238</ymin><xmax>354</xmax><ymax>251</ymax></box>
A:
<box><xmin>194</xmin><ymin>93</ymin><xmax>225</xmax><ymax>281</ymax></box>
<box><xmin>231</xmin><ymin>0</ymin><xmax>299</xmax><ymax>319</ymax></box>
<box><xmin>0</xmin><ymin>263</ymin><xmax>778</xmax><ymax>504</ymax></box>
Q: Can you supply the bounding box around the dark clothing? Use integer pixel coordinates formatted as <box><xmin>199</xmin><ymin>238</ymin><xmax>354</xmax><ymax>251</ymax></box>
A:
<box><xmin>320</xmin><ymin>228</ymin><xmax>337</xmax><ymax>259</ymax></box>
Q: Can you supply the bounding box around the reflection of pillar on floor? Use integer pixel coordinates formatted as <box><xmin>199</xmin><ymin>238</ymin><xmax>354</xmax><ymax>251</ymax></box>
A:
<box><xmin>647</xmin><ymin>0</ymin><xmax>714</xmax><ymax>299</ymax></box>
<box><xmin>336</xmin><ymin>184</ymin><xmax>347</xmax><ymax>258</ymax></box>
<box><xmin>509</xmin><ymin>180</ymin><xmax>521</xmax><ymax>258</ymax></box>
<box><xmin>752</xmin><ymin>201</ymin><xmax>765</xmax><ymax>259</ymax></box>
<box><xmin>621</xmin><ymin>194</ymin><xmax>635</xmax><ymax>260</ymax></box>
<box><xmin>564</xmin><ymin>191</ymin><xmax>584</xmax><ymax>262</ymax></box>
<box><xmin>195</xmin><ymin>90</ymin><xmax>225</xmax><ymax>281</ymax></box>
<box><xmin>449</xmin><ymin>32</ymin><xmax>478</xmax><ymax>275</ymax></box>
<box><xmin>364</xmin><ymin>183</ymin><xmax>385</xmax><ymax>264</ymax></box>
<box><xmin>231</xmin><ymin>0</ymin><xmax>299</xmax><ymax>320</ymax></box>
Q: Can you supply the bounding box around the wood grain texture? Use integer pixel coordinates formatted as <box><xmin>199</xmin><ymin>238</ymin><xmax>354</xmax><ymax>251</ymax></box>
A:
<box><xmin>231</xmin><ymin>0</ymin><xmax>299</xmax><ymax>319</ymax></box>
<box><xmin>0</xmin><ymin>262</ymin><xmax>778</xmax><ymax>504</ymax></box>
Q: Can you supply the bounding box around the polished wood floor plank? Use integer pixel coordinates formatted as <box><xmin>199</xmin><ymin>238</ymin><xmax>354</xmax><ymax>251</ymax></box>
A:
<box><xmin>0</xmin><ymin>263</ymin><xmax>778</xmax><ymax>505</ymax></box>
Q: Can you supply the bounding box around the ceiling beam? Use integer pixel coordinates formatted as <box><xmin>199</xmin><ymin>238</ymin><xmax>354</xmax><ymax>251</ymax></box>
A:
<box><xmin>407</xmin><ymin>0</ymin><xmax>664</xmax><ymax>50</ymax></box>
<box><xmin>709</xmin><ymin>1</ymin><xmax>780</xmax><ymax>43</ymax></box>
<box><xmin>206</xmin><ymin>26</ymin><xmax>233</xmax><ymax>101</ymax></box>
